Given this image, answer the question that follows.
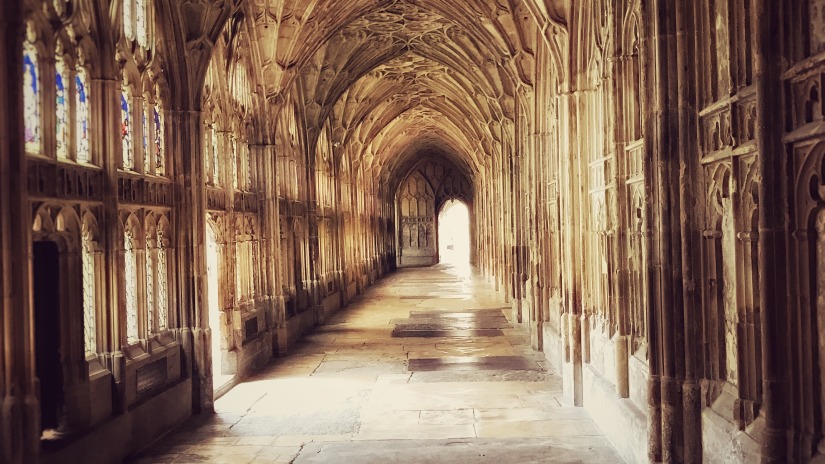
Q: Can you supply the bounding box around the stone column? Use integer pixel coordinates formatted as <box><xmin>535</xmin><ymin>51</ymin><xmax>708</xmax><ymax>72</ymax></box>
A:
<box><xmin>641</xmin><ymin>0</ymin><xmax>664</xmax><ymax>458</ymax></box>
<box><xmin>558</xmin><ymin>89</ymin><xmax>583</xmax><ymax>407</ymax></box>
<box><xmin>675</xmin><ymin>1</ymin><xmax>702</xmax><ymax>461</ymax></box>
<box><xmin>0</xmin><ymin>4</ymin><xmax>38</xmax><ymax>463</ymax></box>
<box><xmin>171</xmin><ymin>108</ymin><xmax>210</xmax><ymax>412</ymax></box>
<box><xmin>754</xmin><ymin>0</ymin><xmax>792</xmax><ymax>461</ymax></box>
<box><xmin>97</xmin><ymin>74</ymin><xmax>128</xmax><ymax>412</ymax></box>
<box><xmin>260</xmin><ymin>143</ymin><xmax>284</xmax><ymax>355</ymax></box>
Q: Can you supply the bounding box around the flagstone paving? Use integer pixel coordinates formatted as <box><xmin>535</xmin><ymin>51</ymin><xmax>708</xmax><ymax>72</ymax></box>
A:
<box><xmin>131</xmin><ymin>264</ymin><xmax>623</xmax><ymax>464</ymax></box>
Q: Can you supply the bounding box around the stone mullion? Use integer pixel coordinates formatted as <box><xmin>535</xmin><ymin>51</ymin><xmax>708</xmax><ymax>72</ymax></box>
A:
<box><xmin>754</xmin><ymin>0</ymin><xmax>792</xmax><ymax>461</ymax></box>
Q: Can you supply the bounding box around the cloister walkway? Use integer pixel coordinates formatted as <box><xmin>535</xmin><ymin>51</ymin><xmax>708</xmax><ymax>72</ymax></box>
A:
<box><xmin>132</xmin><ymin>265</ymin><xmax>623</xmax><ymax>463</ymax></box>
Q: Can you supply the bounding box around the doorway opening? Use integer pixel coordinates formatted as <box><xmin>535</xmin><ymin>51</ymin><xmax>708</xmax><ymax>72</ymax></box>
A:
<box><xmin>438</xmin><ymin>199</ymin><xmax>471</xmax><ymax>270</ymax></box>
<box><xmin>206</xmin><ymin>225</ymin><xmax>233</xmax><ymax>393</ymax></box>
<box><xmin>33</xmin><ymin>241</ymin><xmax>65</xmax><ymax>437</ymax></box>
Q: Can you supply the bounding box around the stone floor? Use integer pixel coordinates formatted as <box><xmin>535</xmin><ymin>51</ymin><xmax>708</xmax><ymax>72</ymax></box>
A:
<box><xmin>131</xmin><ymin>264</ymin><xmax>623</xmax><ymax>463</ymax></box>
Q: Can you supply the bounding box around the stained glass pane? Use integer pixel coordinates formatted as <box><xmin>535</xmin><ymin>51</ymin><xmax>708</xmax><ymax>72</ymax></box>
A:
<box><xmin>142</xmin><ymin>104</ymin><xmax>150</xmax><ymax>173</ymax></box>
<box><xmin>146</xmin><ymin>247</ymin><xmax>154</xmax><ymax>334</ymax></box>
<box><xmin>153</xmin><ymin>108</ymin><xmax>164</xmax><ymax>175</ymax></box>
<box><xmin>136</xmin><ymin>0</ymin><xmax>148</xmax><ymax>48</ymax></box>
<box><xmin>82</xmin><ymin>242</ymin><xmax>97</xmax><ymax>355</ymax></box>
<box><xmin>157</xmin><ymin>247</ymin><xmax>168</xmax><ymax>330</ymax></box>
<box><xmin>125</xmin><ymin>235</ymin><xmax>139</xmax><ymax>343</ymax></box>
<box><xmin>55</xmin><ymin>57</ymin><xmax>68</xmax><ymax>159</ymax></box>
<box><xmin>121</xmin><ymin>89</ymin><xmax>133</xmax><ymax>169</ymax></box>
<box><xmin>123</xmin><ymin>0</ymin><xmax>134</xmax><ymax>40</ymax></box>
<box><xmin>23</xmin><ymin>41</ymin><xmax>40</xmax><ymax>154</ymax></box>
<box><xmin>76</xmin><ymin>69</ymin><xmax>90</xmax><ymax>163</ymax></box>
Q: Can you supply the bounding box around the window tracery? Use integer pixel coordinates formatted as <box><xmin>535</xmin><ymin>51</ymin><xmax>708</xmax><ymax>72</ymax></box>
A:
<box><xmin>143</xmin><ymin>217</ymin><xmax>170</xmax><ymax>334</ymax></box>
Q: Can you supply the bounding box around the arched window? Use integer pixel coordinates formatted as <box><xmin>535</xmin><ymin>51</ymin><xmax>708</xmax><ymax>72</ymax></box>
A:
<box><xmin>55</xmin><ymin>54</ymin><xmax>69</xmax><ymax>159</ymax></box>
<box><xmin>121</xmin><ymin>86</ymin><xmax>134</xmax><ymax>169</ymax></box>
<box><xmin>23</xmin><ymin>34</ymin><xmax>41</xmax><ymax>154</ymax></box>
<box><xmin>82</xmin><ymin>230</ymin><xmax>97</xmax><ymax>355</ymax></box>
<box><xmin>75</xmin><ymin>67</ymin><xmax>90</xmax><ymax>163</ymax></box>
<box><xmin>124</xmin><ymin>228</ymin><xmax>139</xmax><ymax>343</ymax></box>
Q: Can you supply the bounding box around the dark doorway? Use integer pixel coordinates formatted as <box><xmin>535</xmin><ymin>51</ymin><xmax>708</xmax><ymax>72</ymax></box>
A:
<box><xmin>33</xmin><ymin>241</ymin><xmax>64</xmax><ymax>433</ymax></box>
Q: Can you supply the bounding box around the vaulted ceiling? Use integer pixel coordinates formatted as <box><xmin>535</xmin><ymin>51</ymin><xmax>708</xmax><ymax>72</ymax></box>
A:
<box><xmin>189</xmin><ymin>0</ymin><xmax>571</xmax><ymax>186</ymax></box>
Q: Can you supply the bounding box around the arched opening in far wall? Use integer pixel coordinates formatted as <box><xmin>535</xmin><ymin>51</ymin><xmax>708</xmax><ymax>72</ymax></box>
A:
<box><xmin>437</xmin><ymin>199</ymin><xmax>471</xmax><ymax>268</ymax></box>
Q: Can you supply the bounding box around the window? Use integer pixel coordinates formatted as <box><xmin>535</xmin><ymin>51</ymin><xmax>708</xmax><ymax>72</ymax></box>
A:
<box><xmin>123</xmin><ymin>0</ymin><xmax>150</xmax><ymax>49</ymax></box>
<box><xmin>136</xmin><ymin>0</ymin><xmax>148</xmax><ymax>48</ymax></box>
<box><xmin>55</xmin><ymin>55</ymin><xmax>68</xmax><ymax>159</ymax></box>
<box><xmin>123</xmin><ymin>0</ymin><xmax>134</xmax><ymax>41</ymax></box>
<box><xmin>124</xmin><ymin>230</ymin><xmax>139</xmax><ymax>343</ymax></box>
<box><xmin>23</xmin><ymin>38</ymin><xmax>40</xmax><ymax>154</ymax></box>
<box><xmin>121</xmin><ymin>87</ymin><xmax>133</xmax><ymax>169</ymax></box>
<box><xmin>75</xmin><ymin>68</ymin><xmax>90</xmax><ymax>163</ymax></box>
<box><xmin>82</xmin><ymin>234</ymin><xmax>97</xmax><ymax>355</ymax></box>
<box><xmin>232</xmin><ymin>137</ymin><xmax>239</xmax><ymax>190</ymax></box>
<box><xmin>142</xmin><ymin>102</ymin><xmax>150</xmax><ymax>173</ymax></box>
<box><xmin>156</xmin><ymin>244</ymin><xmax>168</xmax><ymax>330</ymax></box>
<box><xmin>145</xmin><ymin>243</ymin><xmax>155</xmax><ymax>334</ymax></box>
<box><xmin>211</xmin><ymin>126</ymin><xmax>219</xmax><ymax>184</ymax></box>
<box><xmin>153</xmin><ymin>107</ymin><xmax>164</xmax><ymax>175</ymax></box>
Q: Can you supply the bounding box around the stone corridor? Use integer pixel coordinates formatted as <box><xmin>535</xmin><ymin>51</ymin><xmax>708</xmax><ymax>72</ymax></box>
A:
<box><xmin>131</xmin><ymin>266</ymin><xmax>622</xmax><ymax>464</ymax></box>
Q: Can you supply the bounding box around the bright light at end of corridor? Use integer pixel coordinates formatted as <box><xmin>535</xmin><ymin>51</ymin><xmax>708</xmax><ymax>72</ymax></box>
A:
<box><xmin>438</xmin><ymin>200</ymin><xmax>471</xmax><ymax>277</ymax></box>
